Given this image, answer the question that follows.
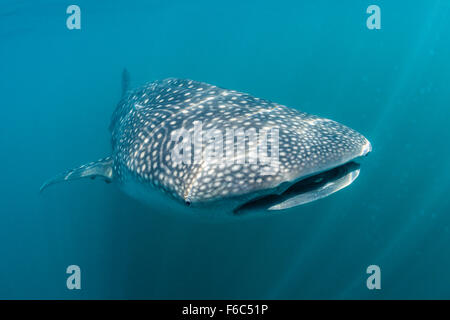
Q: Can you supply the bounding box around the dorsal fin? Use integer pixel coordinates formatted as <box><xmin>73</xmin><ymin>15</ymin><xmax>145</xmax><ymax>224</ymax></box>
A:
<box><xmin>121</xmin><ymin>68</ymin><xmax>130</xmax><ymax>96</ymax></box>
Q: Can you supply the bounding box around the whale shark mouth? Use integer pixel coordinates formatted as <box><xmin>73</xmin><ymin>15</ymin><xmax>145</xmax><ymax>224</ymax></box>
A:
<box><xmin>233</xmin><ymin>161</ymin><xmax>361</xmax><ymax>214</ymax></box>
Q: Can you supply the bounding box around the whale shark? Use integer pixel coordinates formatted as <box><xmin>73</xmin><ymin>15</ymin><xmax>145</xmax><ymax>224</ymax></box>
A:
<box><xmin>41</xmin><ymin>71</ymin><xmax>371</xmax><ymax>217</ymax></box>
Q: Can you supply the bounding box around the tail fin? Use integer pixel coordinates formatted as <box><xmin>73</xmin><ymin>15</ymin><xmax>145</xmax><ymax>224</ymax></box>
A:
<box><xmin>40</xmin><ymin>157</ymin><xmax>114</xmax><ymax>193</ymax></box>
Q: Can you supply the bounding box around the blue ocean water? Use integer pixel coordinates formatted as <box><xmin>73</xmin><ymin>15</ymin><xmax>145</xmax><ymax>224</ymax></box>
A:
<box><xmin>1</xmin><ymin>0</ymin><xmax>449</xmax><ymax>299</ymax></box>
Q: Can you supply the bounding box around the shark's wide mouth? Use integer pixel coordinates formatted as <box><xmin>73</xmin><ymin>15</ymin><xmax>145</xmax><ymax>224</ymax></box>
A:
<box><xmin>233</xmin><ymin>161</ymin><xmax>361</xmax><ymax>214</ymax></box>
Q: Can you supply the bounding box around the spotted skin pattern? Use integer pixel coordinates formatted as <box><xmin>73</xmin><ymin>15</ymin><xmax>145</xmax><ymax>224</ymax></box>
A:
<box><xmin>109</xmin><ymin>78</ymin><xmax>371</xmax><ymax>207</ymax></box>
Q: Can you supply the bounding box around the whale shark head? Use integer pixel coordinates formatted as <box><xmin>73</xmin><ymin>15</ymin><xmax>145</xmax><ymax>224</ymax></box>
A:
<box><xmin>177</xmin><ymin>116</ymin><xmax>372</xmax><ymax>216</ymax></box>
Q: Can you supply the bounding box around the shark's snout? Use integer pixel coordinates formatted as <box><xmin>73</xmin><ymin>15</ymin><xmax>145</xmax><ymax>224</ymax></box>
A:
<box><xmin>360</xmin><ymin>137</ymin><xmax>372</xmax><ymax>157</ymax></box>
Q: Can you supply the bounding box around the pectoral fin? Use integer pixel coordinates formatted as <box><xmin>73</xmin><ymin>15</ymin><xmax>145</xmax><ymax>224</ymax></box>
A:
<box><xmin>40</xmin><ymin>157</ymin><xmax>114</xmax><ymax>192</ymax></box>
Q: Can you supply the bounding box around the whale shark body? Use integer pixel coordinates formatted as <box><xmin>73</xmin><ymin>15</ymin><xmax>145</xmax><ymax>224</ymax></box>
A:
<box><xmin>41</xmin><ymin>72</ymin><xmax>371</xmax><ymax>217</ymax></box>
